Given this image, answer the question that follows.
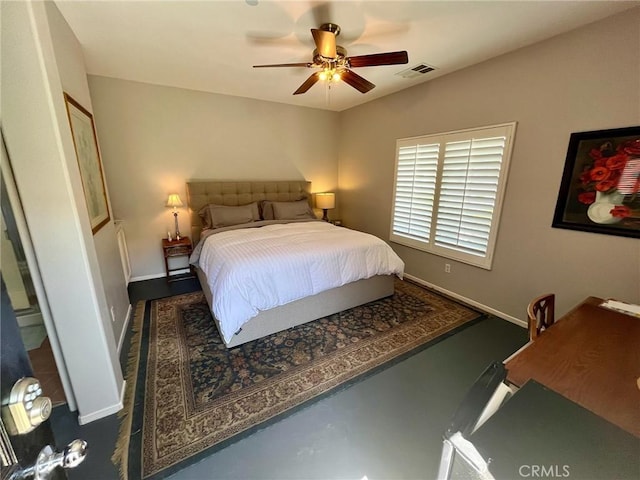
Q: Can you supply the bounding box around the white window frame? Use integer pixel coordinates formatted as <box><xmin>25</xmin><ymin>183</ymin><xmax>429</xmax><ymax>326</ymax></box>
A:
<box><xmin>389</xmin><ymin>122</ymin><xmax>516</xmax><ymax>270</ymax></box>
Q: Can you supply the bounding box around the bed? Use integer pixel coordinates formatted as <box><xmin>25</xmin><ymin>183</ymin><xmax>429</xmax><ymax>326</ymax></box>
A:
<box><xmin>186</xmin><ymin>180</ymin><xmax>404</xmax><ymax>348</ymax></box>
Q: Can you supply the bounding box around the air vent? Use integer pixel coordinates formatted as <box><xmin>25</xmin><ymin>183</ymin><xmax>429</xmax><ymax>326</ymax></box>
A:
<box><xmin>396</xmin><ymin>63</ymin><xmax>436</xmax><ymax>79</ymax></box>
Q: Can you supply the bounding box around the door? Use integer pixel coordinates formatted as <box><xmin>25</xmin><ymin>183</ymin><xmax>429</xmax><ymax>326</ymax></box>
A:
<box><xmin>0</xmin><ymin>135</ymin><xmax>85</xmax><ymax>478</ymax></box>
<box><xmin>0</xmin><ymin>279</ymin><xmax>67</xmax><ymax>480</ymax></box>
<box><xmin>0</xmin><ymin>134</ymin><xmax>70</xmax><ymax>410</ymax></box>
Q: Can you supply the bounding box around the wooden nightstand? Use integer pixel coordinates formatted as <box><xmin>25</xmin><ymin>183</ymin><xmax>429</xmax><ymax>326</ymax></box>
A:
<box><xmin>162</xmin><ymin>236</ymin><xmax>194</xmax><ymax>280</ymax></box>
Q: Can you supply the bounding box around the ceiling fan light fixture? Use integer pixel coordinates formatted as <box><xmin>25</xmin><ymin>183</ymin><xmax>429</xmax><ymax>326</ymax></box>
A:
<box><xmin>255</xmin><ymin>23</ymin><xmax>409</xmax><ymax>96</ymax></box>
<box><xmin>318</xmin><ymin>67</ymin><xmax>341</xmax><ymax>83</ymax></box>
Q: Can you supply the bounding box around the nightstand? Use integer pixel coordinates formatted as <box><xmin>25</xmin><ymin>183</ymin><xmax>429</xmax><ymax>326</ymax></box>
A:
<box><xmin>162</xmin><ymin>236</ymin><xmax>194</xmax><ymax>280</ymax></box>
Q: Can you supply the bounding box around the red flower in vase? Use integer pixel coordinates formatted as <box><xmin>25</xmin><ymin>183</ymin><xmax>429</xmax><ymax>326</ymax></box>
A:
<box><xmin>577</xmin><ymin>137</ymin><xmax>640</xmax><ymax>203</ymax></box>
<box><xmin>578</xmin><ymin>192</ymin><xmax>596</xmax><ymax>205</ymax></box>
<box><xmin>605</xmin><ymin>154</ymin><xmax>628</xmax><ymax>171</ymax></box>
<box><xmin>610</xmin><ymin>205</ymin><xmax>632</xmax><ymax>218</ymax></box>
<box><xmin>595</xmin><ymin>180</ymin><xmax>618</xmax><ymax>192</ymax></box>
<box><xmin>589</xmin><ymin>166</ymin><xmax>610</xmax><ymax>181</ymax></box>
<box><xmin>621</xmin><ymin>139</ymin><xmax>640</xmax><ymax>156</ymax></box>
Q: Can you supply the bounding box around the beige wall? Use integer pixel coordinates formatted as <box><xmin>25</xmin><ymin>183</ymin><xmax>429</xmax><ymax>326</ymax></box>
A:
<box><xmin>2</xmin><ymin>1</ymin><xmax>124</xmax><ymax>424</ymax></box>
<box><xmin>87</xmin><ymin>8</ymin><xmax>639</xmax><ymax>320</ymax></box>
<box><xmin>8</xmin><ymin>2</ymin><xmax>634</xmax><ymax>426</ymax></box>
<box><xmin>88</xmin><ymin>76</ymin><xmax>340</xmax><ymax>279</ymax></box>
<box><xmin>45</xmin><ymin>1</ymin><xmax>130</xmax><ymax>357</ymax></box>
<box><xmin>338</xmin><ymin>8</ymin><xmax>640</xmax><ymax>322</ymax></box>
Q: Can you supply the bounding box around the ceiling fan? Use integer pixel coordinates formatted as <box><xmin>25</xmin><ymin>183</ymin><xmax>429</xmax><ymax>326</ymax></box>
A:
<box><xmin>253</xmin><ymin>23</ymin><xmax>409</xmax><ymax>95</ymax></box>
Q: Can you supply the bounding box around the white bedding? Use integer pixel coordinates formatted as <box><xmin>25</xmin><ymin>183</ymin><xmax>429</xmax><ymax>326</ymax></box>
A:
<box><xmin>194</xmin><ymin>221</ymin><xmax>405</xmax><ymax>344</ymax></box>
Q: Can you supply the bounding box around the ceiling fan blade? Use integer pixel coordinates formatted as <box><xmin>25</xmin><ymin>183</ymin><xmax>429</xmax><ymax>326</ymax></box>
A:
<box><xmin>253</xmin><ymin>62</ymin><xmax>313</xmax><ymax>68</ymax></box>
<box><xmin>293</xmin><ymin>72</ymin><xmax>321</xmax><ymax>95</ymax></box>
<box><xmin>311</xmin><ymin>28</ymin><xmax>337</xmax><ymax>59</ymax></box>
<box><xmin>348</xmin><ymin>51</ymin><xmax>409</xmax><ymax>68</ymax></box>
<box><xmin>340</xmin><ymin>69</ymin><xmax>375</xmax><ymax>94</ymax></box>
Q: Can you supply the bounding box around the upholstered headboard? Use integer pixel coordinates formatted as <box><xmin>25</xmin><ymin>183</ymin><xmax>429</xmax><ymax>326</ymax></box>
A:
<box><xmin>186</xmin><ymin>180</ymin><xmax>312</xmax><ymax>243</ymax></box>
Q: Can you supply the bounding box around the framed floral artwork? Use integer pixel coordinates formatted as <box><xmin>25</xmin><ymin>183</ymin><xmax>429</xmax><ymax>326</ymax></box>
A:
<box><xmin>63</xmin><ymin>93</ymin><xmax>110</xmax><ymax>234</ymax></box>
<box><xmin>552</xmin><ymin>126</ymin><xmax>640</xmax><ymax>238</ymax></box>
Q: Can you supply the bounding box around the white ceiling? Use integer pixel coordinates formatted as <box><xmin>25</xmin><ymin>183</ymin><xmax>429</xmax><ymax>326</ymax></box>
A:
<box><xmin>55</xmin><ymin>1</ymin><xmax>639</xmax><ymax>112</ymax></box>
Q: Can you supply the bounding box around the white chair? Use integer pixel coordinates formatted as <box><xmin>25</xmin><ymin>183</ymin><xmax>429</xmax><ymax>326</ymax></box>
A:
<box><xmin>437</xmin><ymin>362</ymin><xmax>514</xmax><ymax>480</ymax></box>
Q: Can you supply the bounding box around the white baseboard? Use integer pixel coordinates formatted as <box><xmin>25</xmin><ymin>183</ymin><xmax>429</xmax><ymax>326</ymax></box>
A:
<box><xmin>130</xmin><ymin>272</ymin><xmax>165</xmax><ymax>282</ymax></box>
<box><xmin>17</xmin><ymin>311</ymin><xmax>44</xmax><ymax>327</ymax></box>
<box><xmin>130</xmin><ymin>268</ymin><xmax>191</xmax><ymax>283</ymax></box>
<box><xmin>404</xmin><ymin>273</ymin><xmax>527</xmax><ymax>329</ymax></box>
<box><xmin>78</xmin><ymin>379</ymin><xmax>126</xmax><ymax>425</ymax></box>
<box><xmin>117</xmin><ymin>304</ymin><xmax>133</xmax><ymax>355</ymax></box>
<box><xmin>78</xmin><ymin>395</ymin><xmax>123</xmax><ymax>425</ymax></box>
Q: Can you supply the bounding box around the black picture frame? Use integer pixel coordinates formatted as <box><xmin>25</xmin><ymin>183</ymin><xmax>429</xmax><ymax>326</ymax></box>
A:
<box><xmin>552</xmin><ymin>126</ymin><xmax>640</xmax><ymax>239</ymax></box>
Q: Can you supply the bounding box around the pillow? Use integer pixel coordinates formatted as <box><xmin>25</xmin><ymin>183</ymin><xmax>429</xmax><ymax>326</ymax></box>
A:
<box><xmin>199</xmin><ymin>203</ymin><xmax>260</xmax><ymax>229</ymax></box>
<box><xmin>261</xmin><ymin>198</ymin><xmax>311</xmax><ymax>220</ymax></box>
<box><xmin>260</xmin><ymin>200</ymin><xmax>275</xmax><ymax>220</ymax></box>
<box><xmin>271</xmin><ymin>199</ymin><xmax>315</xmax><ymax>220</ymax></box>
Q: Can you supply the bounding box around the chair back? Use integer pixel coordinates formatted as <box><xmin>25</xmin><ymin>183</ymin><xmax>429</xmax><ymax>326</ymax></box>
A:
<box><xmin>527</xmin><ymin>294</ymin><xmax>555</xmax><ymax>341</ymax></box>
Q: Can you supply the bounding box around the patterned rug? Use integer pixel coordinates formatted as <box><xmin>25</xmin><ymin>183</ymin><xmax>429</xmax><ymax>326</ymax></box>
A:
<box><xmin>113</xmin><ymin>279</ymin><xmax>482</xmax><ymax>479</ymax></box>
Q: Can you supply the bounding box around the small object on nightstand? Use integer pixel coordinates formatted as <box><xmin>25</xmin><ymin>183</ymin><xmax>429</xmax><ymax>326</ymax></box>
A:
<box><xmin>166</xmin><ymin>193</ymin><xmax>184</xmax><ymax>239</ymax></box>
<box><xmin>316</xmin><ymin>192</ymin><xmax>335</xmax><ymax>222</ymax></box>
<box><xmin>167</xmin><ymin>231</ymin><xmax>173</xmax><ymax>242</ymax></box>
<box><xmin>332</xmin><ymin>219</ymin><xmax>343</xmax><ymax>226</ymax></box>
<box><xmin>162</xmin><ymin>236</ymin><xmax>194</xmax><ymax>281</ymax></box>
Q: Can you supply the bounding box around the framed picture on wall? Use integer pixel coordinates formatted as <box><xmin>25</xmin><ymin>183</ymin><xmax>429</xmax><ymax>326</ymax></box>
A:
<box><xmin>63</xmin><ymin>92</ymin><xmax>110</xmax><ymax>234</ymax></box>
<box><xmin>552</xmin><ymin>126</ymin><xmax>640</xmax><ymax>239</ymax></box>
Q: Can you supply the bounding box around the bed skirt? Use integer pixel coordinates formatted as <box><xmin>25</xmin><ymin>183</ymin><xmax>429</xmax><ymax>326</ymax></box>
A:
<box><xmin>196</xmin><ymin>267</ymin><xmax>395</xmax><ymax>348</ymax></box>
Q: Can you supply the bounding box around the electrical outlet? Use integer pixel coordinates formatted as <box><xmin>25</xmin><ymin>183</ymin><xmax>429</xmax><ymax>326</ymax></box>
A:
<box><xmin>445</xmin><ymin>263</ymin><xmax>451</xmax><ymax>273</ymax></box>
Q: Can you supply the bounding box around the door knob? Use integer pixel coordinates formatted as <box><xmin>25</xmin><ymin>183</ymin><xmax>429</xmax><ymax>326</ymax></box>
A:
<box><xmin>10</xmin><ymin>439</ymin><xmax>88</xmax><ymax>479</ymax></box>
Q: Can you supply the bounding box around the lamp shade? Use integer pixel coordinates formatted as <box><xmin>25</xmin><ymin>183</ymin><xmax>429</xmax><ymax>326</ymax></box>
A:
<box><xmin>166</xmin><ymin>194</ymin><xmax>183</xmax><ymax>208</ymax></box>
<box><xmin>316</xmin><ymin>192</ymin><xmax>335</xmax><ymax>210</ymax></box>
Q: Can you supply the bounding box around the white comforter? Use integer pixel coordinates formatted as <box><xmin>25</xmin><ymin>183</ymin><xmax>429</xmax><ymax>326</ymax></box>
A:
<box><xmin>195</xmin><ymin>221</ymin><xmax>405</xmax><ymax>344</ymax></box>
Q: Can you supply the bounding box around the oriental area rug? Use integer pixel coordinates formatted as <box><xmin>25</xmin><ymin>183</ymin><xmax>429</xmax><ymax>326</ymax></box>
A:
<box><xmin>112</xmin><ymin>279</ymin><xmax>482</xmax><ymax>479</ymax></box>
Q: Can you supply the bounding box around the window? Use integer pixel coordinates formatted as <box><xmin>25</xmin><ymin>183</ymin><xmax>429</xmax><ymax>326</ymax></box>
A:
<box><xmin>390</xmin><ymin>123</ymin><xmax>516</xmax><ymax>269</ymax></box>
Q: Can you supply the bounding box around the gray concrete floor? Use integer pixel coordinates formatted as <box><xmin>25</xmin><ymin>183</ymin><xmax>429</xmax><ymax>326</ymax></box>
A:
<box><xmin>50</xmin><ymin>279</ymin><xmax>527</xmax><ymax>480</ymax></box>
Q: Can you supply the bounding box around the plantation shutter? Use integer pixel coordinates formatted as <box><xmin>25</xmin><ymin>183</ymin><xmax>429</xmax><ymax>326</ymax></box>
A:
<box><xmin>392</xmin><ymin>143</ymin><xmax>439</xmax><ymax>244</ymax></box>
<box><xmin>434</xmin><ymin>136</ymin><xmax>507</xmax><ymax>257</ymax></box>
<box><xmin>390</xmin><ymin>123</ymin><xmax>515</xmax><ymax>270</ymax></box>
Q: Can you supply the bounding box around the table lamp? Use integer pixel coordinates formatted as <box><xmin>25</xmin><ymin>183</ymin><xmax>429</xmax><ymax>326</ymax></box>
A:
<box><xmin>166</xmin><ymin>193</ymin><xmax>183</xmax><ymax>240</ymax></box>
<box><xmin>315</xmin><ymin>192</ymin><xmax>335</xmax><ymax>222</ymax></box>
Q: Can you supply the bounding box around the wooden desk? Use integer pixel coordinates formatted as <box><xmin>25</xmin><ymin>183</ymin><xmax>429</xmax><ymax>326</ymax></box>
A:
<box><xmin>471</xmin><ymin>381</ymin><xmax>640</xmax><ymax>480</ymax></box>
<box><xmin>505</xmin><ymin>296</ymin><xmax>640</xmax><ymax>437</ymax></box>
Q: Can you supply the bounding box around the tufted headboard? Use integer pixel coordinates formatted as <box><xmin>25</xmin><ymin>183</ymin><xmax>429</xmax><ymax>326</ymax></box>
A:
<box><xmin>186</xmin><ymin>180</ymin><xmax>312</xmax><ymax>243</ymax></box>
